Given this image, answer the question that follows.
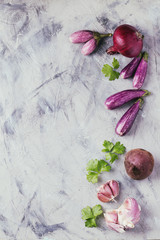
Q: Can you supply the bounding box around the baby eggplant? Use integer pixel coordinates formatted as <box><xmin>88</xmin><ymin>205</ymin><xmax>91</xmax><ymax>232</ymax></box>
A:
<box><xmin>105</xmin><ymin>89</ymin><xmax>150</xmax><ymax>110</ymax></box>
<box><xmin>133</xmin><ymin>52</ymin><xmax>148</xmax><ymax>89</ymax></box>
<box><xmin>115</xmin><ymin>98</ymin><xmax>143</xmax><ymax>136</ymax></box>
<box><xmin>120</xmin><ymin>53</ymin><xmax>142</xmax><ymax>79</ymax></box>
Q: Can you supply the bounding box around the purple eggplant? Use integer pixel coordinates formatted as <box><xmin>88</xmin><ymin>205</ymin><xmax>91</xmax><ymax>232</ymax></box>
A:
<box><xmin>115</xmin><ymin>98</ymin><xmax>143</xmax><ymax>136</ymax></box>
<box><xmin>120</xmin><ymin>53</ymin><xmax>142</xmax><ymax>79</ymax></box>
<box><xmin>105</xmin><ymin>89</ymin><xmax>150</xmax><ymax>110</ymax></box>
<box><xmin>133</xmin><ymin>52</ymin><xmax>148</xmax><ymax>89</ymax></box>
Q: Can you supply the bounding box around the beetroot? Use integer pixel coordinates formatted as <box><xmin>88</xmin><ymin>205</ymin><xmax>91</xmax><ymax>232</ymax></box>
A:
<box><xmin>124</xmin><ymin>149</ymin><xmax>154</xmax><ymax>180</ymax></box>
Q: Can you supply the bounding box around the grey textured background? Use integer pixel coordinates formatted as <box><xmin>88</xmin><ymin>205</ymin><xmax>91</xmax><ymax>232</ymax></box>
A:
<box><xmin>0</xmin><ymin>0</ymin><xmax>160</xmax><ymax>239</ymax></box>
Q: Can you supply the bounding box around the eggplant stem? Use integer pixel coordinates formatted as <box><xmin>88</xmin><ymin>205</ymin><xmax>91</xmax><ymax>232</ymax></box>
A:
<box><xmin>143</xmin><ymin>89</ymin><xmax>151</xmax><ymax>96</ymax></box>
<box><xmin>135</xmin><ymin>98</ymin><xmax>144</xmax><ymax>109</ymax></box>
<box><xmin>142</xmin><ymin>52</ymin><xmax>149</xmax><ymax>62</ymax></box>
<box><xmin>100</xmin><ymin>33</ymin><xmax>113</xmax><ymax>38</ymax></box>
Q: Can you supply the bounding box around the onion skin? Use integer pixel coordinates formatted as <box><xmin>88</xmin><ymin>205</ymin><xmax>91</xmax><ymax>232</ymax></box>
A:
<box><xmin>115</xmin><ymin>99</ymin><xmax>143</xmax><ymax>136</ymax></box>
<box><xmin>124</xmin><ymin>149</ymin><xmax>154</xmax><ymax>180</ymax></box>
<box><xmin>133</xmin><ymin>52</ymin><xmax>148</xmax><ymax>89</ymax></box>
<box><xmin>120</xmin><ymin>53</ymin><xmax>142</xmax><ymax>79</ymax></box>
<box><xmin>105</xmin><ymin>89</ymin><xmax>150</xmax><ymax>110</ymax></box>
<box><xmin>107</xmin><ymin>24</ymin><xmax>143</xmax><ymax>58</ymax></box>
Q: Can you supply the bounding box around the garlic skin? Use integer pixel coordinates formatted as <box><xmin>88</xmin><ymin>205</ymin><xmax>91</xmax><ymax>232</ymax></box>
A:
<box><xmin>104</xmin><ymin>198</ymin><xmax>141</xmax><ymax>233</ymax></box>
<box><xmin>97</xmin><ymin>180</ymin><xmax>119</xmax><ymax>203</ymax></box>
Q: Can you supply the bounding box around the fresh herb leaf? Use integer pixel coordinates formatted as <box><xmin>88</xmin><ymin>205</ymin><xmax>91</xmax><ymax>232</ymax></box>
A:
<box><xmin>102</xmin><ymin>58</ymin><xmax>120</xmax><ymax>81</ymax></box>
<box><xmin>99</xmin><ymin>160</ymin><xmax>111</xmax><ymax>172</ymax></box>
<box><xmin>85</xmin><ymin>218</ymin><xmax>97</xmax><ymax>227</ymax></box>
<box><xmin>81</xmin><ymin>205</ymin><xmax>103</xmax><ymax>227</ymax></box>
<box><xmin>86</xmin><ymin>159</ymin><xmax>111</xmax><ymax>183</ymax></box>
<box><xmin>102</xmin><ymin>64</ymin><xmax>112</xmax><ymax>77</ymax></box>
<box><xmin>86</xmin><ymin>140</ymin><xmax>125</xmax><ymax>183</ymax></box>
<box><xmin>111</xmin><ymin>141</ymin><xmax>126</xmax><ymax>154</ymax></box>
<box><xmin>86</xmin><ymin>172</ymin><xmax>99</xmax><ymax>183</ymax></box>
<box><xmin>105</xmin><ymin>152</ymin><xmax>118</xmax><ymax>164</ymax></box>
<box><xmin>109</xmin><ymin>70</ymin><xmax>120</xmax><ymax>80</ymax></box>
<box><xmin>92</xmin><ymin>205</ymin><xmax>103</xmax><ymax>217</ymax></box>
<box><xmin>102</xmin><ymin>140</ymin><xmax>114</xmax><ymax>152</ymax></box>
<box><xmin>112</xmin><ymin>57</ymin><xmax>120</xmax><ymax>69</ymax></box>
<box><xmin>86</xmin><ymin>159</ymin><xmax>99</xmax><ymax>172</ymax></box>
<box><xmin>110</xmin><ymin>153</ymin><xmax>118</xmax><ymax>164</ymax></box>
<box><xmin>81</xmin><ymin>206</ymin><xmax>93</xmax><ymax>220</ymax></box>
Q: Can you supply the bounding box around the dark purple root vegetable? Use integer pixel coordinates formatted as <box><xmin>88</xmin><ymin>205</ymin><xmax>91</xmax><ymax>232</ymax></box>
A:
<box><xmin>115</xmin><ymin>98</ymin><xmax>143</xmax><ymax>136</ymax></box>
<box><xmin>125</xmin><ymin>148</ymin><xmax>154</xmax><ymax>180</ymax></box>
<box><xmin>133</xmin><ymin>52</ymin><xmax>148</xmax><ymax>89</ymax></box>
<box><xmin>105</xmin><ymin>89</ymin><xmax>150</xmax><ymax>110</ymax></box>
<box><xmin>120</xmin><ymin>53</ymin><xmax>142</xmax><ymax>79</ymax></box>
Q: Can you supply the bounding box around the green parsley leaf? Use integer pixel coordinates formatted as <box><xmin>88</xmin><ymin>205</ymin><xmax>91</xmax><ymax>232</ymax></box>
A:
<box><xmin>105</xmin><ymin>152</ymin><xmax>118</xmax><ymax>164</ymax></box>
<box><xmin>86</xmin><ymin>172</ymin><xmax>99</xmax><ymax>183</ymax></box>
<box><xmin>102</xmin><ymin>64</ymin><xmax>113</xmax><ymax>77</ymax></box>
<box><xmin>86</xmin><ymin>140</ymin><xmax>126</xmax><ymax>183</ymax></box>
<box><xmin>92</xmin><ymin>205</ymin><xmax>103</xmax><ymax>217</ymax></box>
<box><xmin>81</xmin><ymin>205</ymin><xmax>103</xmax><ymax>227</ymax></box>
<box><xmin>98</xmin><ymin>160</ymin><xmax>111</xmax><ymax>172</ymax></box>
<box><xmin>111</xmin><ymin>141</ymin><xmax>126</xmax><ymax>154</ymax></box>
<box><xmin>81</xmin><ymin>206</ymin><xmax>93</xmax><ymax>220</ymax></box>
<box><xmin>86</xmin><ymin>159</ymin><xmax>99</xmax><ymax>172</ymax></box>
<box><xmin>109</xmin><ymin>70</ymin><xmax>120</xmax><ymax>80</ymax></box>
<box><xmin>102</xmin><ymin>140</ymin><xmax>114</xmax><ymax>152</ymax></box>
<box><xmin>112</xmin><ymin>58</ymin><xmax>120</xmax><ymax>69</ymax></box>
<box><xmin>86</xmin><ymin>159</ymin><xmax>111</xmax><ymax>183</ymax></box>
<box><xmin>85</xmin><ymin>218</ymin><xmax>97</xmax><ymax>227</ymax></box>
<box><xmin>102</xmin><ymin>58</ymin><xmax>120</xmax><ymax>81</ymax></box>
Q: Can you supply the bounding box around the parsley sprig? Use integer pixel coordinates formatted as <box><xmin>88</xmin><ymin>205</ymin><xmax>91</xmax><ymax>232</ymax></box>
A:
<box><xmin>102</xmin><ymin>58</ymin><xmax>120</xmax><ymax>80</ymax></box>
<box><xmin>81</xmin><ymin>205</ymin><xmax>103</xmax><ymax>227</ymax></box>
<box><xmin>86</xmin><ymin>140</ymin><xmax>126</xmax><ymax>183</ymax></box>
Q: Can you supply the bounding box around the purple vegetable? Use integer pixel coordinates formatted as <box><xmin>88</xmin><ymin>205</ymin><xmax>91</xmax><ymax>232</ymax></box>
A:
<box><xmin>105</xmin><ymin>89</ymin><xmax>150</xmax><ymax>110</ymax></box>
<box><xmin>81</xmin><ymin>38</ymin><xmax>97</xmax><ymax>55</ymax></box>
<box><xmin>69</xmin><ymin>30</ymin><xmax>93</xmax><ymax>43</ymax></box>
<box><xmin>133</xmin><ymin>52</ymin><xmax>148</xmax><ymax>89</ymax></box>
<box><xmin>70</xmin><ymin>30</ymin><xmax>112</xmax><ymax>55</ymax></box>
<box><xmin>115</xmin><ymin>98</ymin><xmax>143</xmax><ymax>136</ymax></box>
<box><xmin>120</xmin><ymin>53</ymin><xmax>142</xmax><ymax>79</ymax></box>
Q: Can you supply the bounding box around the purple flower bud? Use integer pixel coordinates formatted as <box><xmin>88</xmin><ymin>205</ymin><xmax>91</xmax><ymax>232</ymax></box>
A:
<box><xmin>81</xmin><ymin>38</ymin><xmax>97</xmax><ymax>55</ymax></box>
<box><xmin>69</xmin><ymin>30</ymin><xmax>93</xmax><ymax>43</ymax></box>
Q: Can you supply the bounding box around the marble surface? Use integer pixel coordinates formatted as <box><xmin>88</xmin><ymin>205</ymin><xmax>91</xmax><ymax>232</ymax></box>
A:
<box><xmin>0</xmin><ymin>0</ymin><xmax>160</xmax><ymax>239</ymax></box>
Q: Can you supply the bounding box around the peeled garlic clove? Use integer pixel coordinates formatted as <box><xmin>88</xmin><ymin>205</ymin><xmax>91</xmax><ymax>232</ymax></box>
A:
<box><xmin>104</xmin><ymin>197</ymin><xmax>141</xmax><ymax>233</ymax></box>
<box><xmin>97</xmin><ymin>180</ymin><xmax>119</xmax><ymax>203</ymax></box>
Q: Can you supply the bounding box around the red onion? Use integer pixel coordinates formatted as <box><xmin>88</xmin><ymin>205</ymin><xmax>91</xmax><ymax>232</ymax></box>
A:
<box><xmin>107</xmin><ymin>24</ymin><xmax>143</xmax><ymax>58</ymax></box>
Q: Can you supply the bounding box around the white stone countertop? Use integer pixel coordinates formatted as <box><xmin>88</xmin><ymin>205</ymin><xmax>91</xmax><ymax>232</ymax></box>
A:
<box><xmin>0</xmin><ymin>0</ymin><xmax>160</xmax><ymax>239</ymax></box>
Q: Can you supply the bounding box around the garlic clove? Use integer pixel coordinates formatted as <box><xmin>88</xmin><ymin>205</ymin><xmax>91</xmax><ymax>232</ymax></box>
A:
<box><xmin>97</xmin><ymin>193</ymin><xmax>111</xmax><ymax>203</ymax></box>
<box><xmin>118</xmin><ymin>198</ymin><xmax>141</xmax><ymax>227</ymax></box>
<box><xmin>97</xmin><ymin>180</ymin><xmax>119</xmax><ymax>203</ymax></box>
<box><xmin>104</xmin><ymin>210</ymin><xmax>125</xmax><ymax>233</ymax></box>
<box><xmin>108</xmin><ymin>180</ymin><xmax>119</xmax><ymax>197</ymax></box>
<box><xmin>104</xmin><ymin>198</ymin><xmax>141</xmax><ymax>233</ymax></box>
<box><xmin>104</xmin><ymin>210</ymin><xmax>118</xmax><ymax>223</ymax></box>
